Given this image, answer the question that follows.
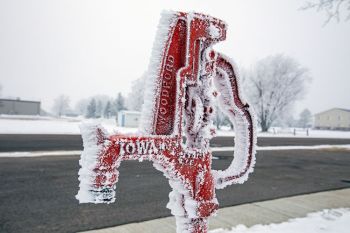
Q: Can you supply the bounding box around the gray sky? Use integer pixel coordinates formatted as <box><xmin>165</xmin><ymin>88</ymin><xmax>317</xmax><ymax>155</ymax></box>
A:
<box><xmin>1</xmin><ymin>0</ymin><xmax>349</xmax><ymax>115</ymax></box>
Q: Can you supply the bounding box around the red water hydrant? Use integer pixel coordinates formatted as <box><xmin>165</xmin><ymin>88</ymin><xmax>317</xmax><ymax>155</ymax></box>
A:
<box><xmin>76</xmin><ymin>11</ymin><xmax>256</xmax><ymax>233</ymax></box>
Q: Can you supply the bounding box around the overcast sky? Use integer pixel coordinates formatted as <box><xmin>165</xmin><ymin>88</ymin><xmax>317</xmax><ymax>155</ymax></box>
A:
<box><xmin>1</xmin><ymin>0</ymin><xmax>349</xmax><ymax>115</ymax></box>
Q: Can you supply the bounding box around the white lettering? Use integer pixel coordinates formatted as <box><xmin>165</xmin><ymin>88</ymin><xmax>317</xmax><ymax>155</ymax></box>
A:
<box><xmin>137</xmin><ymin>141</ymin><xmax>150</xmax><ymax>154</ymax></box>
<box><xmin>150</xmin><ymin>141</ymin><xmax>158</xmax><ymax>154</ymax></box>
<box><xmin>119</xmin><ymin>142</ymin><xmax>125</xmax><ymax>155</ymax></box>
<box><xmin>125</xmin><ymin>142</ymin><xmax>136</xmax><ymax>154</ymax></box>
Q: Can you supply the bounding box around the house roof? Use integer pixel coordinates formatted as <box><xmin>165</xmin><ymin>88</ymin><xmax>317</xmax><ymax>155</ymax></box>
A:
<box><xmin>0</xmin><ymin>98</ymin><xmax>41</xmax><ymax>104</ymax></box>
<box><xmin>314</xmin><ymin>108</ymin><xmax>350</xmax><ymax>116</ymax></box>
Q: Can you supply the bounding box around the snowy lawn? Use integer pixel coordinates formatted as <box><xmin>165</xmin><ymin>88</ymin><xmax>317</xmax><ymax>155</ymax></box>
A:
<box><xmin>1</xmin><ymin>144</ymin><xmax>349</xmax><ymax>157</ymax></box>
<box><xmin>210</xmin><ymin>208</ymin><xmax>350</xmax><ymax>233</ymax></box>
<box><xmin>217</xmin><ymin>126</ymin><xmax>350</xmax><ymax>138</ymax></box>
<box><xmin>0</xmin><ymin>115</ymin><xmax>350</xmax><ymax>138</ymax></box>
<box><xmin>0</xmin><ymin>115</ymin><xmax>137</xmax><ymax>135</ymax></box>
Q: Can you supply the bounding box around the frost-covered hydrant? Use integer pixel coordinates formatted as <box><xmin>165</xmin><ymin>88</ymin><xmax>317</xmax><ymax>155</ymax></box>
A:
<box><xmin>76</xmin><ymin>11</ymin><xmax>256</xmax><ymax>233</ymax></box>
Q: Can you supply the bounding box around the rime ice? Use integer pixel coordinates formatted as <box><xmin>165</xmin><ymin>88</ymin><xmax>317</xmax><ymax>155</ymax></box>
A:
<box><xmin>76</xmin><ymin>11</ymin><xmax>256</xmax><ymax>233</ymax></box>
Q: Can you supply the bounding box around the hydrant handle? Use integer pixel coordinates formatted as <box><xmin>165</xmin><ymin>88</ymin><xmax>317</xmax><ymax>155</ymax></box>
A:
<box><xmin>212</xmin><ymin>53</ymin><xmax>257</xmax><ymax>189</ymax></box>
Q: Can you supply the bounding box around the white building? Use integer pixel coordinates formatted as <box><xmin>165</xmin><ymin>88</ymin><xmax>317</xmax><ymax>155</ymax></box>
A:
<box><xmin>0</xmin><ymin>98</ymin><xmax>41</xmax><ymax>115</ymax></box>
<box><xmin>314</xmin><ymin>108</ymin><xmax>350</xmax><ymax>130</ymax></box>
<box><xmin>117</xmin><ymin>110</ymin><xmax>141</xmax><ymax>128</ymax></box>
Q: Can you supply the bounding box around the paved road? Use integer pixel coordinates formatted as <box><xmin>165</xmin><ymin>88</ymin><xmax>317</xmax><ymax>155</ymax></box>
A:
<box><xmin>1</xmin><ymin>134</ymin><xmax>350</xmax><ymax>152</ymax></box>
<box><xmin>1</xmin><ymin>149</ymin><xmax>350</xmax><ymax>233</ymax></box>
<box><xmin>0</xmin><ymin>134</ymin><xmax>82</xmax><ymax>152</ymax></box>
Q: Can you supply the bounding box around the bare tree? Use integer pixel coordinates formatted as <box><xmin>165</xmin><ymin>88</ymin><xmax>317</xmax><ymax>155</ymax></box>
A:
<box><xmin>96</xmin><ymin>100</ymin><xmax>103</xmax><ymax>118</ymax></box>
<box><xmin>103</xmin><ymin>101</ymin><xmax>112</xmax><ymax>118</ymax></box>
<box><xmin>285</xmin><ymin>115</ymin><xmax>298</xmax><ymax>128</ymax></box>
<box><xmin>75</xmin><ymin>95</ymin><xmax>112</xmax><ymax>117</ymax></box>
<box><xmin>243</xmin><ymin>54</ymin><xmax>310</xmax><ymax>132</ymax></box>
<box><xmin>114</xmin><ymin>92</ymin><xmax>126</xmax><ymax>113</ymax></box>
<box><xmin>86</xmin><ymin>98</ymin><xmax>97</xmax><ymax>118</ymax></box>
<box><xmin>213</xmin><ymin>104</ymin><xmax>232</xmax><ymax>130</ymax></box>
<box><xmin>75</xmin><ymin>99</ymin><xmax>89</xmax><ymax>116</ymax></box>
<box><xmin>301</xmin><ymin>0</ymin><xmax>350</xmax><ymax>24</ymax></box>
<box><xmin>52</xmin><ymin>95</ymin><xmax>71</xmax><ymax>117</ymax></box>
<box><xmin>298</xmin><ymin>108</ymin><xmax>313</xmax><ymax>128</ymax></box>
<box><xmin>126</xmin><ymin>74</ymin><xmax>146</xmax><ymax>111</ymax></box>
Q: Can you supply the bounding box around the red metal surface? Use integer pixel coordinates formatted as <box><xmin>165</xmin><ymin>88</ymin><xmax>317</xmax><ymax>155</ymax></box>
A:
<box><xmin>153</xmin><ymin>18</ymin><xmax>186</xmax><ymax>135</ymax></box>
<box><xmin>215</xmin><ymin>54</ymin><xmax>255</xmax><ymax>185</ymax></box>
<box><xmin>80</xmin><ymin>12</ymin><xmax>255</xmax><ymax>233</ymax></box>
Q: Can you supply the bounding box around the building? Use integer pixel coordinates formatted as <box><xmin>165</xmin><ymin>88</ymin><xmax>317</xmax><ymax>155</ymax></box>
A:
<box><xmin>117</xmin><ymin>110</ymin><xmax>141</xmax><ymax>128</ymax></box>
<box><xmin>314</xmin><ymin>108</ymin><xmax>350</xmax><ymax>130</ymax></box>
<box><xmin>0</xmin><ymin>98</ymin><xmax>41</xmax><ymax>115</ymax></box>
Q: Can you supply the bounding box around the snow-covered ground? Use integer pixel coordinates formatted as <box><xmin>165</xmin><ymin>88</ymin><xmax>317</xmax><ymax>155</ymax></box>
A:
<box><xmin>0</xmin><ymin>150</ymin><xmax>82</xmax><ymax>157</ymax></box>
<box><xmin>1</xmin><ymin>144</ymin><xmax>349</xmax><ymax>158</ymax></box>
<box><xmin>0</xmin><ymin>115</ymin><xmax>137</xmax><ymax>135</ymax></box>
<box><xmin>217</xmin><ymin>126</ymin><xmax>350</xmax><ymax>138</ymax></box>
<box><xmin>0</xmin><ymin>115</ymin><xmax>350</xmax><ymax>138</ymax></box>
<box><xmin>210</xmin><ymin>208</ymin><xmax>350</xmax><ymax>233</ymax></box>
<box><xmin>211</xmin><ymin>144</ymin><xmax>350</xmax><ymax>151</ymax></box>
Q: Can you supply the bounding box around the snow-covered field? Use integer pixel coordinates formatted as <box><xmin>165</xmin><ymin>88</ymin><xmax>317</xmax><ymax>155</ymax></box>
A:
<box><xmin>212</xmin><ymin>144</ymin><xmax>350</xmax><ymax>152</ymax></box>
<box><xmin>217</xmin><ymin>126</ymin><xmax>350</xmax><ymax>138</ymax></box>
<box><xmin>1</xmin><ymin>144</ymin><xmax>349</xmax><ymax>158</ymax></box>
<box><xmin>210</xmin><ymin>208</ymin><xmax>350</xmax><ymax>233</ymax></box>
<box><xmin>0</xmin><ymin>115</ymin><xmax>137</xmax><ymax>135</ymax></box>
<box><xmin>0</xmin><ymin>115</ymin><xmax>350</xmax><ymax>138</ymax></box>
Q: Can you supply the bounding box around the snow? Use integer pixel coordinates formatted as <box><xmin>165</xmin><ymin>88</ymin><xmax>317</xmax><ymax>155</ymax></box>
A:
<box><xmin>211</xmin><ymin>144</ymin><xmax>350</xmax><ymax>152</ymax></box>
<box><xmin>1</xmin><ymin>115</ymin><xmax>349</xmax><ymax>139</ymax></box>
<box><xmin>210</xmin><ymin>208</ymin><xmax>350</xmax><ymax>233</ymax></box>
<box><xmin>0</xmin><ymin>150</ymin><xmax>81</xmax><ymax>157</ymax></box>
<box><xmin>217</xmin><ymin>127</ymin><xmax>350</xmax><ymax>139</ymax></box>
<box><xmin>1</xmin><ymin>144</ymin><xmax>348</xmax><ymax>158</ymax></box>
<box><xmin>0</xmin><ymin>115</ymin><xmax>137</xmax><ymax>135</ymax></box>
<box><xmin>209</xmin><ymin>23</ymin><xmax>221</xmax><ymax>38</ymax></box>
